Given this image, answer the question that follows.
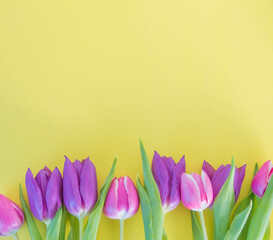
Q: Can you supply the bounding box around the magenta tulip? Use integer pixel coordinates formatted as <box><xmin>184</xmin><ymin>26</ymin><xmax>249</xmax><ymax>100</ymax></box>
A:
<box><xmin>103</xmin><ymin>176</ymin><xmax>139</xmax><ymax>240</ymax></box>
<box><xmin>251</xmin><ymin>160</ymin><xmax>273</xmax><ymax>198</ymax></box>
<box><xmin>63</xmin><ymin>156</ymin><xmax>98</xmax><ymax>217</ymax></box>
<box><xmin>202</xmin><ymin>161</ymin><xmax>246</xmax><ymax>205</ymax></box>
<box><xmin>103</xmin><ymin>176</ymin><xmax>139</xmax><ymax>220</ymax></box>
<box><xmin>181</xmin><ymin>170</ymin><xmax>213</xmax><ymax>211</ymax></box>
<box><xmin>152</xmin><ymin>151</ymin><xmax>186</xmax><ymax>213</ymax></box>
<box><xmin>0</xmin><ymin>194</ymin><xmax>24</xmax><ymax>237</ymax></box>
<box><xmin>25</xmin><ymin>166</ymin><xmax>62</xmax><ymax>224</ymax></box>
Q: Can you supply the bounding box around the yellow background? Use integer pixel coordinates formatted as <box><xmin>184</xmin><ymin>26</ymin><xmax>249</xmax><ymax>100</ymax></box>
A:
<box><xmin>1</xmin><ymin>0</ymin><xmax>273</xmax><ymax>239</ymax></box>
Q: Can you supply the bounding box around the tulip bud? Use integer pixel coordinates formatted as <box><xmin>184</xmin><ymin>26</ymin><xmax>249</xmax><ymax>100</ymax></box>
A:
<box><xmin>181</xmin><ymin>170</ymin><xmax>213</xmax><ymax>211</ymax></box>
<box><xmin>0</xmin><ymin>194</ymin><xmax>24</xmax><ymax>237</ymax></box>
<box><xmin>103</xmin><ymin>176</ymin><xmax>139</xmax><ymax>220</ymax></box>
<box><xmin>25</xmin><ymin>166</ymin><xmax>62</xmax><ymax>223</ymax></box>
<box><xmin>63</xmin><ymin>156</ymin><xmax>98</xmax><ymax>217</ymax></box>
<box><xmin>202</xmin><ymin>161</ymin><xmax>246</xmax><ymax>205</ymax></box>
<box><xmin>152</xmin><ymin>151</ymin><xmax>185</xmax><ymax>213</ymax></box>
<box><xmin>251</xmin><ymin>160</ymin><xmax>273</xmax><ymax>198</ymax></box>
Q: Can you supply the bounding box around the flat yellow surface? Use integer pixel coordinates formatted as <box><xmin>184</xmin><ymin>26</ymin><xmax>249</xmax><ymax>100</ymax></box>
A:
<box><xmin>1</xmin><ymin>0</ymin><xmax>273</xmax><ymax>239</ymax></box>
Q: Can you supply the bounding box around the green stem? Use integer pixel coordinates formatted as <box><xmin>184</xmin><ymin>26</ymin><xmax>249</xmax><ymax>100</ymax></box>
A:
<box><xmin>79</xmin><ymin>217</ymin><xmax>84</xmax><ymax>240</ymax></box>
<box><xmin>12</xmin><ymin>233</ymin><xmax>20</xmax><ymax>240</ymax></box>
<box><xmin>120</xmin><ymin>219</ymin><xmax>124</xmax><ymax>240</ymax></box>
<box><xmin>199</xmin><ymin>211</ymin><xmax>208</xmax><ymax>240</ymax></box>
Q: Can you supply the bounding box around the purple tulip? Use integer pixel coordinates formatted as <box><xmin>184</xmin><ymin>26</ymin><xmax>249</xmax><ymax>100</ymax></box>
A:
<box><xmin>251</xmin><ymin>160</ymin><xmax>273</xmax><ymax>198</ymax></box>
<box><xmin>0</xmin><ymin>194</ymin><xmax>24</xmax><ymax>237</ymax></box>
<box><xmin>202</xmin><ymin>161</ymin><xmax>246</xmax><ymax>206</ymax></box>
<box><xmin>103</xmin><ymin>176</ymin><xmax>139</xmax><ymax>220</ymax></box>
<box><xmin>181</xmin><ymin>170</ymin><xmax>213</xmax><ymax>211</ymax></box>
<box><xmin>25</xmin><ymin>166</ymin><xmax>62</xmax><ymax>223</ymax></box>
<box><xmin>152</xmin><ymin>151</ymin><xmax>186</xmax><ymax>213</ymax></box>
<box><xmin>63</xmin><ymin>156</ymin><xmax>98</xmax><ymax>217</ymax></box>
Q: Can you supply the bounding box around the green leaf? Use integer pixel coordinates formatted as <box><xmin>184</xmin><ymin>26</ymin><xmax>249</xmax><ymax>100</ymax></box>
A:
<box><xmin>19</xmin><ymin>184</ymin><xmax>42</xmax><ymax>240</ymax></box>
<box><xmin>213</xmin><ymin>157</ymin><xmax>236</xmax><ymax>240</ymax></box>
<box><xmin>162</xmin><ymin>229</ymin><xmax>168</xmax><ymax>240</ymax></box>
<box><xmin>263</xmin><ymin>223</ymin><xmax>270</xmax><ymax>240</ymax></box>
<box><xmin>191</xmin><ymin>211</ymin><xmax>204</xmax><ymax>240</ymax></box>
<box><xmin>233</xmin><ymin>193</ymin><xmax>253</xmax><ymax>218</ymax></box>
<box><xmin>233</xmin><ymin>193</ymin><xmax>254</xmax><ymax>240</ymax></box>
<box><xmin>246</xmin><ymin>163</ymin><xmax>259</xmax><ymax>194</ymax></box>
<box><xmin>67</xmin><ymin>214</ymin><xmax>79</xmax><ymax>240</ymax></box>
<box><xmin>247</xmin><ymin>174</ymin><xmax>273</xmax><ymax>240</ymax></box>
<box><xmin>46</xmin><ymin>207</ymin><xmax>62</xmax><ymax>240</ymax></box>
<box><xmin>59</xmin><ymin>206</ymin><xmax>67</xmax><ymax>240</ymax></box>
<box><xmin>139</xmin><ymin>140</ymin><xmax>164</xmax><ymax>240</ymax></box>
<box><xmin>82</xmin><ymin>156</ymin><xmax>117</xmax><ymax>240</ymax></box>
<box><xmin>224</xmin><ymin>200</ymin><xmax>252</xmax><ymax>240</ymax></box>
<box><xmin>136</xmin><ymin>175</ymin><xmax>154</xmax><ymax>240</ymax></box>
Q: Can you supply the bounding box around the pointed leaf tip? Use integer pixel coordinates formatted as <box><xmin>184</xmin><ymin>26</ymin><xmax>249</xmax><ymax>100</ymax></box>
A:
<box><xmin>19</xmin><ymin>184</ymin><xmax>42</xmax><ymax>240</ymax></box>
<box><xmin>231</xmin><ymin>156</ymin><xmax>235</xmax><ymax>167</ymax></box>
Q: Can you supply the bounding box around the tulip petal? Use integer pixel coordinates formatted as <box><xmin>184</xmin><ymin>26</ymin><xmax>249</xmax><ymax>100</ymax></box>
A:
<box><xmin>63</xmin><ymin>156</ymin><xmax>83</xmax><ymax>216</ymax></box>
<box><xmin>124</xmin><ymin>176</ymin><xmax>139</xmax><ymax>219</ymax></box>
<box><xmin>212</xmin><ymin>164</ymin><xmax>225</xmax><ymax>182</ymax></box>
<box><xmin>117</xmin><ymin>177</ymin><xmax>129</xmax><ymax>219</ymax></box>
<box><xmin>168</xmin><ymin>155</ymin><xmax>186</xmax><ymax>212</ymax></box>
<box><xmin>35</xmin><ymin>168</ymin><xmax>50</xmax><ymax>220</ymax></box>
<box><xmin>202</xmin><ymin>161</ymin><xmax>216</xmax><ymax>180</ymax></box>
<box><xmin>0</xmin><ymin>194</ymin><xmax>24</xmax><ymax>236</ymax></box>
<box><xmin>201</xmin><ymin>170</ymin><xmax>213</xmax><ymax>207</ymax></box>
<box><xmin>25</xmin><ymin>169</ymin><xmax>44</xmax><ymax>221</ymax></box>
<box><xmin>152</xmin><ymin>151</ymin><xmax>170</xmax><ymax>207</ymax></box>
<box><xmin>181</xmin><ymin>173</ymin><xmax>204</xmax><ymax>211</ymax></box>
<box><xmin>46</xmin><ymin>167</ymin><xmax>63</xmax><ymax>219</ymax></box>
<box><xmin>191</xmin><ymin>173</ymin><xmax>207</xmax><ymax>204</ymax></box>
<box><xmin>80</xmin><ymin>157</ymin><xmax>98</xmax><ymax>215</ymax></box>
<box><xmin>11</xmin><ymin>201</ymin><xmax>25</xmax><ymax>223</ymax></box>
<box><xmin>43</xmin><ymin>166</ymin><xmax>52</xmax><ymax>176</ymax></box>
<box><xmin>164</xmin><ymin>156</ymin><xmax>176</xmax><ymax>174</ymax></box>
<box><xmin>73</xmin><ymin>160</ymin><xmax>83</xmax><ymax>179</ymax></box>
<box><xmin>211</xmin><ymin>165</ymin><xmax>231</xmax><ymax>202</ymax></box>
<box><xmin>103</xmin><ymin>178</ymin><xmax>119</xmax><ymax>219</ymax></box>
<box><xmin>252</xmin><ymin>160</ymin><xmax>273</xmax><ymax>198</ymax></box>
<box><xmin>234</xmin><ymin>165</ymin><xmax>246</xmax><ymax>202</ymax></box>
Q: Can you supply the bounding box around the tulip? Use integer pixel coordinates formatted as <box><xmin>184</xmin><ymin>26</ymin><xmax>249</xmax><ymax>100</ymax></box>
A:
<box><xmin>202</xmin><ymin>161</ymin><xmax>246</xmax><ymax>206</ymax></box>
<box><xmin>25</xmin><ymin>166</ymin><xmax>62</xmax><ymax>225</ymax></box>
<box><xmin>103</xmin><ymin>176</ymin><xmax>139</xmax><ymax>240</ymax></box>
<box><xmin>63</xmin><ymin>156</ymin><xmax>98</xmax><ymax>218</ymax></box>
<box><xmin>181</xmin><ymin>170</ymin><xmax>213</xmax><ymax>240</ymax></box>
<box><xmin>251</xmin><ymin>160</ymin><xmax>273</xmax><ymax>198</ymax></box>
<box><xmin>151</xmin><ymin>151</ymin><xmax>186</xmax><ymax>213</ymax></box>
<box><xmin>181</xmin><ymin>170</ymin><xmax>213</xmax><ymax>211</ymax></box>
<box><xmin>0</xmin><ymin>194</ymin><xmax>24</xmax><ymax>239</ymax></box>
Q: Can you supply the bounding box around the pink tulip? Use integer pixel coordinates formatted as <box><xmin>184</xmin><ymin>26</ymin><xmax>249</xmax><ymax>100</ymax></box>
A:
<box><xmin>103</xmin><ymin>176</ymin><xmax>139</xmax><ymax>220</ymax></box>
<box><xmin>251</xmin><ymin>160</ymin><xmax>273</xmax><ymax>198</ymax></box>
<box><xmin>181</xmin><ymin>170</ymin><xmax>213</xmax><ymax>211</ymax></box>
<box><xmin>0</xmin><ymin>194</ymin><xmax>24</xmax><ymax>237</ymax></box>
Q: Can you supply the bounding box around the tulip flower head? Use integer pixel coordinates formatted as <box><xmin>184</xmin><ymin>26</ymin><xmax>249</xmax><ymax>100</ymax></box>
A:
<box><xmin>25</xmin><ymin>166</ymin><xmax>62</xmax><ymax>224</ymax></box>
<box><xmin>0</xmin><ymin>194</ymin><xmax>24</xmax><ymax>237</ymax></box>
<box><xmin>152</xmin><ymin>151</ymin><xmax>186</xmax><ymax>213</ymax></box>
<box><xmin>251</xmin><ymin>160</ymin><xmax>273</xmax><ymax>198</ymax></box>
<box><xmin>202</xmin><ymin>161</ymin><xmax>246</xmax><ymax>206</ymax></box>
<box><xmin>103</xmin><ymin>176</ymin><xmax>139</xmax><ymax>220</ymax></box>
<box><xmin>63</xmin><ymin>156</ymin><xmax>98</xmax><ymax>218</ymax></box>
<box><xmin>181</xmin><ymin>170</ymin><xmax>213</xmax><ymax>211</ymax></box>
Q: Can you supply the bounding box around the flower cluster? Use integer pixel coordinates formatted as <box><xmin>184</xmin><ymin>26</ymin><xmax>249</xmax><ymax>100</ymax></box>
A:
<box><xmin>0</xmin><ymin>141</ymin><xmax>273</xmax><ymax>240</ymax></box>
